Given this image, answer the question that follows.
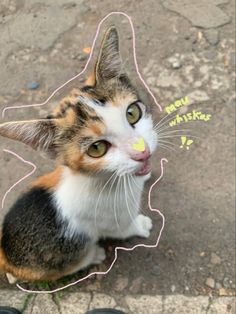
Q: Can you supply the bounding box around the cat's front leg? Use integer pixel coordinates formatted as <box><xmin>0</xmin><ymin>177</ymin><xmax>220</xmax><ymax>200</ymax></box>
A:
<box><xmin>125</xmin><ymin>214</ymin><xmax>153</xmax><ymax>238</ymax></box>
<box><xmin>110</xmin><ymin>214</ymin><xmax>153</xmax><ymax>240</ymax></box>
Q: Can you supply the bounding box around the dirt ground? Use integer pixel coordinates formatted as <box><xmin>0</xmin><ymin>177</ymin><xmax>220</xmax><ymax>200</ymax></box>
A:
<box><xmin>0</xmin><ymin>0</ymin><xmax>235</xmax><ymax>301</ymax></box>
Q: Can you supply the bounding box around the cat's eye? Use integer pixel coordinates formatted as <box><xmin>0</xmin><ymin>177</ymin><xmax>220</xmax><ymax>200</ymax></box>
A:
<box><xmin>126</xmin><ymin>102</ymin><xmax>142</xmax><ymax>126</ymax></box>
<box><xmin>87</xmin><ymin>140</ymin><xmax>110</xmax><ymax>158</ymax></box>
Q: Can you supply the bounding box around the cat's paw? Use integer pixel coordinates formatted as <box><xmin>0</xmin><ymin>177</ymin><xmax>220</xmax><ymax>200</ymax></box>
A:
<box><xmin>135</xmin><ymin>214</ymin><xmax>153</xmax><ymax>238</ymax></box>
<box><xmin>6</xmin><ymin>273</ymin><xmax>18</xmax><ymax>284</ymax></box>
<box><xmin>93</xmin><ymin>246</ymin><xmax>106</xmax><ymax>265</ymax></box>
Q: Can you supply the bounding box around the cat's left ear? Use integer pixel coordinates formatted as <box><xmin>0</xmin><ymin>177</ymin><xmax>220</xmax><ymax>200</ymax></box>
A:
<box><xmin>95</xmin><ymin>26</ymin><xmax>125</xmax><ymax>83</ymax></box>
<box><xmin>0</xmin><ymin>119</ymin><xmax>59</xmax><ymax>158</ymax></box>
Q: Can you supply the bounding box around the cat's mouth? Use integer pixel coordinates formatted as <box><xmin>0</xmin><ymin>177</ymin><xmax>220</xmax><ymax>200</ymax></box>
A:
<box><xmin>135</xmin><ymin>159</ymin><xmax>151</xmax><ymax>176</ymax></box>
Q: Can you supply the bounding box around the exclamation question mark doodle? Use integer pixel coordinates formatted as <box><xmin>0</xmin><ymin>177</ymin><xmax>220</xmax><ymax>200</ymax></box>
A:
<box><xmin>180</xmin><ymin>136</ymin><xmax>193</xmax><ymax>150</ymax></box>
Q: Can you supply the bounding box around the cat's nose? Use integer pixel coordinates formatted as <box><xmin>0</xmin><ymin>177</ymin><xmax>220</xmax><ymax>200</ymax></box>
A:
<box><xmin>131</xmin><ymin>148</ymin><xmax>151</xmax><ymax>162</ymax></box>
<box><xmin>129</xmin><ymin>137</ymin><xmax>150</xmax><ymax>161</ymax></box>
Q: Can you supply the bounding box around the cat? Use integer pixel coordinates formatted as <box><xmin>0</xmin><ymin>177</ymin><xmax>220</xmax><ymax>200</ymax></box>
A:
<box><xmin>0</xmin><ymin>26</ymin><xmax>158</xmax><ymax>283</ymax></box>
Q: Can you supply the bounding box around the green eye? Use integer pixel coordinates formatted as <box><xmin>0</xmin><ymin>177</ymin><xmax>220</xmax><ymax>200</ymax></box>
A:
<box><xmin>87</xmin><ymin>140</ymin><xmax>110</xmax><ymax>158</ymax></box>
<box><xmin>126</xmin><ymin>102</ymin><xmax>142</xmax><ymax>125</ymax></box>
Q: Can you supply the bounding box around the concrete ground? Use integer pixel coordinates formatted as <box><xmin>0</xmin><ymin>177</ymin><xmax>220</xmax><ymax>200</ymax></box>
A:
<box><xmin>0</xmin><ymin>0</ymin><xmax>235</xmax><ymax>313</ymax></box>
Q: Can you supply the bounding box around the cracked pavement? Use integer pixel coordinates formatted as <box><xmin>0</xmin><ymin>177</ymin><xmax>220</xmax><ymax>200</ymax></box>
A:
<box><xmin>0</xmin><ymin>0</ymin><xmax>235</xmax><ymax>313</ymax></box>
<box><xmin>0</xmin><ymin>290</ymin><xmax>235</xmax><ymax>314</ymax></box>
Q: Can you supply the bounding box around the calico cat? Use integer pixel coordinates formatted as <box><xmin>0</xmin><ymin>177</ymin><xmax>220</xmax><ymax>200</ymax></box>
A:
<box><xmin>0</xmin><ymin>27</ymin><xmax>158</xmax><ymax>283</ymax></box>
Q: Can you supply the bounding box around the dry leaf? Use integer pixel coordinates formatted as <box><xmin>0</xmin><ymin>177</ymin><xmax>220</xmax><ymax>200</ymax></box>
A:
<box><xmin>83</xmin><ymin>47</ymin><xmax>91</xmax><ymax>54</ymax></box>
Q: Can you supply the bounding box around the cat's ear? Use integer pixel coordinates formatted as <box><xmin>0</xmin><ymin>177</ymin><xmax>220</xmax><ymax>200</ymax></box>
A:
<box><xmin>0</xmin><ymin>119</ymin><xmax>58</xmax><ymax>158</ymax></box>
<box><xmin>95</xmin><ymin>26</ymin><xmax>124</xmax><ymax>83</ymax></box>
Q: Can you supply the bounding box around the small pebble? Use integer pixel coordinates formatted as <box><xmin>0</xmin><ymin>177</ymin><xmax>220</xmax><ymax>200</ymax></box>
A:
<box><xmin>62</xmin><ymin>2</ymin><xmax>76</xmax><ymax>9</ymax></box>
<box><xmin>151</xmin><ymin>265</ymin><xmax>161</xmax><ymax>276</ymax></box>
<box><xmin>38</xmin><ymin>56</ymin><xmax>47</xmax><ymax>63</ymax></box>
<box><xmin>223</xmin><ymin>277</ymin><xmax>231</xmax><ymax>289</ymax></box>
<box><xmin>194</xmin><ymin>81</ymin><xmax>202</xmax><ymax>88</ymax></box>
<box><xmin>50</xmin><ymin>49</ymin><xmax>58</xmax><ymax>57</ymax></box>
<box><xmin>27</xmin><ymin>82</ymin><xmax>40</xmax><ymax>90</ymax></box>
<box><xmin>77</xmin><ymin>54</ymin><xmax>87</xmax><ymax>61</ymax></box>
<box><xmin>146</xmin><ymin>76</ymin><xmax>156</xmax><ymax>85</ymax></box>
<box><xmin>79</xmin><ymin>3</ymin><xmax>91</xmax><ymax>14</ymax></box>
<box><xmin>204</xmin><ymin>29</ymin><xmax>220</xmax><ymax>45</ymax></box>
<box><xmin>172</xmin><ymin>61</ymin><xmax>182</xmax><ymax>69</ymax></box>
<box><xmin>205</xmin><ymin>277</ymin><xmax>215</xmax><ymax>289</ymax></box>
<box><xmin>9</xmin><ymin>5</ymin><xmax>16</xmax><ymax>12</ymax></box>
<box><xmin>219</xmin><ymin>287</ymin><xmax>228</xmax><ymax>296</ymax></box>
<box><xmin>215</xmin><ymin>282</ymin><xmax>222</xmax><ymax>290</ymax></box>
<box><xmin>210</xmin><ymin>252</ymin><xmax>221</xmax><ymax>265</ymax></box>
<box><xmin>203</xmin><ymin>48</ymin><xmax>218</xmax><ymax>60</ymax></box>
<box><xmin>171</xmin><ymin>285</ymin><xmax>176</xmax><ymax>292</ymax></box>
<box><xmin>168</xmin><ymin>55</ymin><xmax>182</xmax><ymax>69</ymax></box>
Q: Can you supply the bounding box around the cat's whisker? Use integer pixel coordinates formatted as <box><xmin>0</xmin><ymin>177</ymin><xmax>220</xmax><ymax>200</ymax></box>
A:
<box><xmin>155</xmin><ymin>118</ymin><xmax>207</xmax><ymax>134</ymax></box>
<box><xmin>113</xmin><ymin>174</ymin><xmax>122</xmax><ymax>233</ymax></box>
<box><xmin>128</xmin><ymin>174</ymin><xmax>146</xmax><ymax>215</ymax></box>
<box><xmin>106</xmin><ymin>171</ymin><xmax>119</xmax><ymax>205</ymax></box>
<box><xmin>158</xmin><ymin>143</ymin><xmax>176</xmax><ymax>153</ymax></box>
<box><xmin>157</xmin><ymin>128</ymin><xmax>192</xmax><ymax>135</ymax></box>
<box><xmin>155</xmin><ymin>115</ymin><xmax>190</xmax><ymax>134</ymax></box>
<box><xmin>154</xmin><ymin>110</ymin><xmax>179</xmax><ymax>130</ymax></box>
<box><xmin>155</xmin><ymin>120</ymin><xmax>187</xmax><ymax>134</ymax></box>
<box><xmin>158</xmin><ymin>134</ymin><xmax>200</xmax><ymax>139</ymax></box>
<box><xmin>127</xmin><ymin>175</ymin><xmax>140</xmax><ymax>209</ymax></box>
<box><xmin>123</xmin><ymin>175</ymin><xmax>140</xmax><ymax>230</ymax></box>
<box><xmin>154</xmin><ymin>115</ymin><xmax>189</xmax><ymax>130</ymax></box>
<box><xmin>130</xmin><ymin>174</ymin><xmax>145</xmax><ymax>194</ymax></box>
<box><xmin>94</xmin><ymin>171</ymin><xmax>117</xmax><ymax>233</ymax></box>
<box><xmin>127</xmin><ymin>174</ymin><xmax>146</xmax><ymax>215</ymax></box>
<box><xmin>158</xmin><ymin>139</ymin><xmax>180</xmax><ymax>147</ymax></box>
<box><xmin>155</xmin><ymin>117</ymin><xmax>193</xmax><ymax>130</ymax></box>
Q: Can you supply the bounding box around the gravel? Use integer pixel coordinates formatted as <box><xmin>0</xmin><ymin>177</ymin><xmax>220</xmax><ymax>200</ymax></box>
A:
<box><xmin>205</xmin><ymin>277</ymin><xmax>215</xmax><ymax>289</ymax></box>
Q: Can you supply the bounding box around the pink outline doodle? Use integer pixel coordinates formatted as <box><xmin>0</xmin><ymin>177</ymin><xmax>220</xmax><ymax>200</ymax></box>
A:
<box><xmin>1</xmin><ymin>150</ymin><xmax>37</xmax><ymax>209</ymax></box>
<box><xmin>1</xmin><ymin>12</ymin><xmax>167</xmax><ymax>293</ymax></box>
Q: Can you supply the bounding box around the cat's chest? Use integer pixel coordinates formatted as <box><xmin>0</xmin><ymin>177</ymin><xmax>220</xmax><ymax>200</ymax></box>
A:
<box><xmin>53</xmin><ymin>173</ymin><xmax>144</xmax><ymax>239</ymax></box>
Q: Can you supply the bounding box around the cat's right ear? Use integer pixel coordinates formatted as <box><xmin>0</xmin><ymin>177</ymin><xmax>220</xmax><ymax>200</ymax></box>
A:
<box><xmin>0</xmin><ymin>119</ymin><xmax>59</xmax><ymax>158</ymax></box>
<box><xmin>95</xmin><ymin>26</ymin><xmax>125</xmax><ymax>84</ymax></box>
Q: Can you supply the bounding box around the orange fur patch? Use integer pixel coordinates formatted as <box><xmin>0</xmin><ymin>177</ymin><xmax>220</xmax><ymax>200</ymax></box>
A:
<box><xmin>88</xmin><ymin>122</ymin><xmax>103</xmax><ymax>136</ymax></box>
<box><xmin>31</xmin><ymin>167</ymin><xmax>63</xmax><ymax>190</ymax></box>
<box><xmin>55</xmin><ymin>107</ymin><xmax>76</xmax><ymax>127</ymax></box>
<box><xmin>81</xmin><ymin>121</ymin><xmax>105</xmax><ymax>138</ymax></box>
<box><xmin>86</xmin><ymin>72</ymin><xmax>96</xmax><ymax>86</ymax></box>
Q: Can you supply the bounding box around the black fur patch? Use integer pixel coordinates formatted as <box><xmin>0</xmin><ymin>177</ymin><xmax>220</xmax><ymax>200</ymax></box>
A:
<box><xmin>80</xmin><ymin>86</ymin><xmax>107</xmax><ymax>105</ymax></box>
<box><xmin>2</xmin><ymin>188</ymin><xmax>90</xmax><ymax>271</ymax></box>
<box><xmin>80</xmin><ymin>85</ymin><xmax>95</xmax><ymax>93</ymax></box>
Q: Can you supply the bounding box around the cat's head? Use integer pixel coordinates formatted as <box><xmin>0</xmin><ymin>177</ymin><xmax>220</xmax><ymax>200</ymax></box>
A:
<box><xmin>0</xmin><ymin>27</ymin><xmax>157</xmax><ymax>177</ymax></box>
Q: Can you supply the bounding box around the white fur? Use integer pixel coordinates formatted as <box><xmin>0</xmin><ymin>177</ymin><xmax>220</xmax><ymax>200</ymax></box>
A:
<box><xmin>53</xmin><ymin>168</ymin><xmax>149</xmax><ymax>241</ymax></box>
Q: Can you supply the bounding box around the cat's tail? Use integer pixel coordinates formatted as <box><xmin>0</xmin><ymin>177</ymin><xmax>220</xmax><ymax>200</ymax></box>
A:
<box><xmin>0</xmin><ymin>237</ymin><xmax>19</xmax><ymax>283</ymax></box>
